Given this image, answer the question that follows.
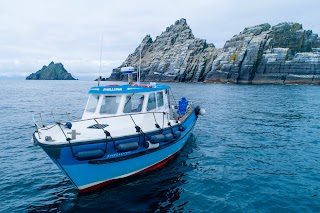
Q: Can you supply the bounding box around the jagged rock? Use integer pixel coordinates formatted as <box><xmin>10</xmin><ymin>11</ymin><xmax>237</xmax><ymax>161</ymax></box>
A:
<box><xmin>94</xmin><ymin>76</ymin><xmax>107</xmax><ymax>81</ymax></box>
<box><xmin>108</xmin><ymin>18</ymin><xmax>219</xmax><ymax>82</ymax></box>
<box><xmin>205</xmin><ymin>22</ymin><xmax>320</xmax><ymax>84</ymax></box>
<box><xmin>108</xmin><ymin>19</ymin><xmax>320</xmax><ymax>85</ymax></box>
<box><xmin>242</xmin><ymin>23</ymin><xmax>271</xmax><ymax>36</ymax></box>
<box><xmin>26</xmin><ymin>62</ymin><xmax>76</xmax><ymax>80</ymax></box>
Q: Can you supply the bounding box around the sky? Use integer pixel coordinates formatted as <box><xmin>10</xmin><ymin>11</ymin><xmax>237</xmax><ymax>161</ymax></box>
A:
<box><xmin>1</xmin><ymin>0</ymin><xmax>319</xmax><ymax>80</ymax></box>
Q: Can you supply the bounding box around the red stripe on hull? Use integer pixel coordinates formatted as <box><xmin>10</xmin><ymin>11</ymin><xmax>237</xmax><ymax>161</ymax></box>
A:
<box><xmin>79</xmin><ymin>151</ymin><xmax>179</xmax><ymax>194</ymax></box>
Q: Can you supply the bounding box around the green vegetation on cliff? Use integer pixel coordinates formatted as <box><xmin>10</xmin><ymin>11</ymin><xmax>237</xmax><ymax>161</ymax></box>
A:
<box><xmin>26</xmin><ymin>62</ymin><xmax>76</xmax><ymax>80</ymax></box>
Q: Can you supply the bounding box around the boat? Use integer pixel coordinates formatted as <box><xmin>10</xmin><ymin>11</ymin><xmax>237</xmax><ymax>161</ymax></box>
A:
<box><xmin>32</xmin><ymin>67</ymin><xmax>205</xmax><ymax>194</ymax></box>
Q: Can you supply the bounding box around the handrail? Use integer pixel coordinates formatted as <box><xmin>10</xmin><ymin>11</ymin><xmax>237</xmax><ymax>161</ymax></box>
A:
<box><xmin>32</xmin><ymin>113</ymin><xmax>42</xmax><ymax>139</ymax></box>
<box><xmin>72</xmin><ymin>111</ymin><xmax>172</xmax><ymax>123</ymax></box>
<box><xmin>32</xmin><ymin>113</ymin><xmax>41</xmax><ymax>129</ymax></box>
<box><xmin>32</xmin><ymin>111</ymin><xmax>72</xmax><ymax>131</ymax></box>
<box><xmin>33</xmin><ymin>110</ymin><xmax>177</xmax><ymax>131</ymax></box>
<box><xmin>32</xmin><ymin>109</ymin><xmax>193</xmax><ymax>145</ymax></box>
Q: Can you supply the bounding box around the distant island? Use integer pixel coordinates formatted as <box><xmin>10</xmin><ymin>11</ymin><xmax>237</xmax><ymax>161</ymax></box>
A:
<box><xmin>26</xmin><ymin>61</ymin><xmax>77</xmax><ymax>80</ymax></box>
<box><xmin>94</xmin><ymin>76</ymin><xmax>108</xmax><ymax>81</ymax></box>
<box><xmin>107</xmin><ymin>18</ymin><xmax>320</xmax><ymax>84</ymax></box>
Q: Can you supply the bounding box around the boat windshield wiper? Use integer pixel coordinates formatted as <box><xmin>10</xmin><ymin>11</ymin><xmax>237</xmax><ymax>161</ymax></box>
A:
<box><xmin>124</xmin><ymin>93</ymin><xmax>134</xmax><ymax>109</ymax></box>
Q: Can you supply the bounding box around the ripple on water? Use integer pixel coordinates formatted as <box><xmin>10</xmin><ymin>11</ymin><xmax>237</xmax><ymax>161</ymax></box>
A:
<box><xmin>1</xmin><ymin>82</ymin><xmax>320</xmax><ymax>212</ymax></box>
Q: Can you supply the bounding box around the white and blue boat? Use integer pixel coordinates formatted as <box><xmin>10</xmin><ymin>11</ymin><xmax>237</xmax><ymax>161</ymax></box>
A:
<box><xmin>32</xmin><ymin>67</ymin><xmax>205</xmax><ymax>193</ymax></box>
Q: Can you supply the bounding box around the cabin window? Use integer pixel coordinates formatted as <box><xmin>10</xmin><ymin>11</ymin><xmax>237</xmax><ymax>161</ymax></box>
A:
<box><xmin>85</xmin><ymin>95</ymin><xmax>99</xmax><ymax>113</ymax></box>
<box><xmin>100</xmin><ymin>96</ymin><xmax>120</xmax><ymax>114</ymax></box>
<box><xmin>157</xmin><ymin>91</ymin><xmax>164</xmax><ymax>107</ymax></box>
<box><xmin>124</xmin><ymin>94</ymin><xmax>145</xmax><ymax>113</ymax></box>
<box><xmin>147</xmin><ymin>93</ymin><xmax>157</xmax><ymax>111</ymax></box>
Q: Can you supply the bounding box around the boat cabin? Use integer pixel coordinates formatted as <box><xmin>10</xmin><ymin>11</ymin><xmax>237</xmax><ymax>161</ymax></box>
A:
<box><xmin>82</xmin><ymin>83</ymin><xmax>171</xmax><ymax>119</ymax></box>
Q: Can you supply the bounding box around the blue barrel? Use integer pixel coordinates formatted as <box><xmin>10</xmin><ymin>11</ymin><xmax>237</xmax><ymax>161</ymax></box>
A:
<box><xmin>76</xmin><ymin>149</ymin><xmax>105</xmax><ymax>160</ymax></box>
<box><xmin>164</xmin><ymin>133</ymin><xmax>173</xmax><ymax>142</ymax></box>
<box><xmin>173</xmin><ymin>131</ymin><xmax>181</xmax><ymax>138</ymax></box>
<box><xmin>116</xmin><ymin>142</ymin><xmax>139</xmax><ymax>152</ymax></box>
<box><xmin>150</xmin><ymin>134</ymin><xmax>165</xmax><ymax>143</ymax></box>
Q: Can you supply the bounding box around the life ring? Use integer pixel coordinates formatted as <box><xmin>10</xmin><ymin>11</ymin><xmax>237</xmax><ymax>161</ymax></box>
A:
<box><xmin>132</xmin><ymin>83</ymin><xmax>153</xmax><ymax>88</ymax></box>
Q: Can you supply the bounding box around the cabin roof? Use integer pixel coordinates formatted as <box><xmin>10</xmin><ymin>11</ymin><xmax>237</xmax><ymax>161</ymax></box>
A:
<box><xmin>88</xmin><ymin>83</ymin><xmax>170</xmax><ymax>95</ymax></box>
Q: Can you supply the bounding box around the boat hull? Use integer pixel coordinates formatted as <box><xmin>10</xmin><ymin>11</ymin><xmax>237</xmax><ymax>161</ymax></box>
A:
<box><xmin>78</xmin><ymin>131</ymin><xmax>192</xmax><ymax>193</ymax></box>
<box><xmin>38</xmin><ymin>109</ymin><xmax>198</xmax><ymax>193</ymax></box>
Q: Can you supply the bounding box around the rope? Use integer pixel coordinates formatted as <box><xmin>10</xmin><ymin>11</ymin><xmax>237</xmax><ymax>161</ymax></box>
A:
<box><xmin>152</xmin><ymin>112</ymin><xmax>161</xmax><ymax>132</ymax></box>
<box><xmin>57</xmin><ymin>122</ymin><xmax>70</xmax><ymax>140</ymax></box>
<box><xmin>94</xmin><ymin>119</ymin><xmax>115</xmax><ymax>151</ymax></box>
<box><xmin>103</xmin><ymin>129</ymin><xmax>116</xmax><ymax>152</ymax></box>
<box><xmin>57</xmin><ymin>122</ymin><xmax>75</xmax><ymax>157</ymax></box>
<box><xmin>129</xmin><ymin>114</ymin><xmax>137</xmax><ymax>126</ymax></box>
<box><xmin>167</xmin><ymin>121</ymin><xmax>174</xmax><ymax>134</ymax></box>
<box><xmin>129</xmin><ymin>115</ymin><xmax>151</xmax><ymax>141</ymax></box>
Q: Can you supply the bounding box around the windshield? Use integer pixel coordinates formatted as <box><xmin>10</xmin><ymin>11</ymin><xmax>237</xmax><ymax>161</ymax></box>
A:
<box><xmin>85</xmin><ymin>95</ymin><xmax>99</xmax><ymax>113</ymax></box>
<box><xmin>157</xmin><ymin>91</ymin><xmax>164</xmax><ymax>107</ymax></box>
<box><xmin>100</xmin><ymin>96</ymin><xmax>120</xmax><ymax>114</ymax></box>
<box><xmin>147</xmin><ymin>93</ymin><xmax>156</xmax><ymax>111</ymax></box>
<box><xmin>124</xmin><ymin>94</ymin><xmax>145</xmax><ymax>113</ymax></box>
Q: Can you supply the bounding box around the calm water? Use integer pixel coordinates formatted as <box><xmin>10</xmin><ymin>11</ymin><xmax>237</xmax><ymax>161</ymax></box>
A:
<box><xmin>0</xmin><ymin>81</ymin><xmax>320</xmax><ymax>212</ymax></box>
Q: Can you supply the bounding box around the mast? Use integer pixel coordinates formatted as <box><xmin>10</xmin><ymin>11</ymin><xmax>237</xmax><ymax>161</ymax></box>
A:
<box><xmin>98</xmin><ymin>35</ymin><xmax>104</xmax><ymax>86</ymax></box>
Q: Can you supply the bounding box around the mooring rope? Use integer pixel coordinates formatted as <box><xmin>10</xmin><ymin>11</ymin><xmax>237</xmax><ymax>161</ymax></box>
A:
<box><xmin>94</xmin><ymin>118</ymin><xmax>116</xmax><ymax>151</ymax></box>
<box><xmin>57</xmin><ymin>122</ymin><xmax>75</xmax><ymax>157</ymax></box>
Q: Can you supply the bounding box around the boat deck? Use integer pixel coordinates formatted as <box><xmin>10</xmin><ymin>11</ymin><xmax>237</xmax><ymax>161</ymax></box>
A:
<box><xmin>34</xmin><ymin>112</ymin><xmax>178</xmax><ymax>145</ymax></box>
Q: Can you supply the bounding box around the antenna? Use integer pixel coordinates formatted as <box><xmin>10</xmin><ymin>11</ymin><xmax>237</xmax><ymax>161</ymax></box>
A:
<box><xmin>98</xmin><ymin>34</ymin><xmax>104</xmax><ymax>86</ymax></box>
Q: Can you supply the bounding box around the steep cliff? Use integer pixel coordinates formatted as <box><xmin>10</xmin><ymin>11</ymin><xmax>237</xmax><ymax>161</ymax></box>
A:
<box><xmin>108</xmin><ymin>18</ymin><xmax>219</xmax><ymax>82</ymax></box>
<box><xmin>109</xmin><ymin>19</ymin><xmax>320</xmax><ymax>84</ymax></box>
<box><xmin>205</xmin><ymin>22</ymin><xmax>320</xmax><ymax>84</ymax></box>
<box><xmin>26</xmin><ymin>62</ymin><xmax>76</xmax><ymax>80</ymax></box>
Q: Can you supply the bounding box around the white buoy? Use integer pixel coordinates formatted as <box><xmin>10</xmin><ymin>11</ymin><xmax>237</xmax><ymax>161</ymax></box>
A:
<box><xmin>145</xmin><ymin>140</ymin><xmax>159</xmax><ymax>149</ymax></box>
<box><xmin>199</xmin><ymin>108</ymin><xmax>206</xmax><ymax>116</ymax></box>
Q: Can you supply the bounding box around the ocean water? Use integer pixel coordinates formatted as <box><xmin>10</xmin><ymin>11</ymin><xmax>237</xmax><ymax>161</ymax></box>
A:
<box><xmin>0</xmin><ymin>80</ymin><xmax>320</xmax><ymax>212</ymax></box>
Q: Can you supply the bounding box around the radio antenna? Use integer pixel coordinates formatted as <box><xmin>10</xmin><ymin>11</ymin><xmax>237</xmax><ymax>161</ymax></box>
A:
<box><xmin>98</xmin><ymin>34</ymin><xmax>104</xmax><ymax>86</ymax></box>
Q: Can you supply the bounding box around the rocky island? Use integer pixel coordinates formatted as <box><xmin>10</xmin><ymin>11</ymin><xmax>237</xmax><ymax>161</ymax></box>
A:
<box><xmin>26</xmin><ymin>61</ymin><xmax>76</xmax><ymax>80</ymax></box>
<box><xmin>108</xmin><ymin>18</ymin><xmax>320</xmax><ymax>84</ymax></box>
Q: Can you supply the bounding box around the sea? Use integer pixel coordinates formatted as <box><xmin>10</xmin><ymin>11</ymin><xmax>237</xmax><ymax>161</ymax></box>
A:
<box><xmin>0</xmin><ymin>80</ymin><xmax>319</xmax><ymax>212</ymax></box>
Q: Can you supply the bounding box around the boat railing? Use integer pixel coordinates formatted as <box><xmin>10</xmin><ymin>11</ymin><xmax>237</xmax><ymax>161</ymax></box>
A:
<box><xmin>77</xmin><ymin>111</ymin><xmax>172</xmax><ymax>122</ymax></box>
<box><xmin>33</xmin><ymin>110</ymin><xmax>179</xmax><ymax>130</ymax></box>
<box><xmin>32</xmin><ymin>111</ymin><xmax>74</xmax><ymax>131</ymax></box>
<box><xmin>32</xmin><ymin>109</ymin><xmax>193</xmax><ymax>143</ymax></box>
<box><xmin>77</xmin><ymin>111</ymin><xmax>175</xmax><ymax>138</ymax></box>
<box><xmin>79</xmin><ymin>111</ymin><xmax>185</xmax><ymax>146</ymax></box>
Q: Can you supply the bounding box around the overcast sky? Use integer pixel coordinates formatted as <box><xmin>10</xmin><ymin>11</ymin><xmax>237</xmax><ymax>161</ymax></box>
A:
<box><xmin>1</xmin><ymin>0</ymin><xmax>319</xmax><ymax>80</ymax></box>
